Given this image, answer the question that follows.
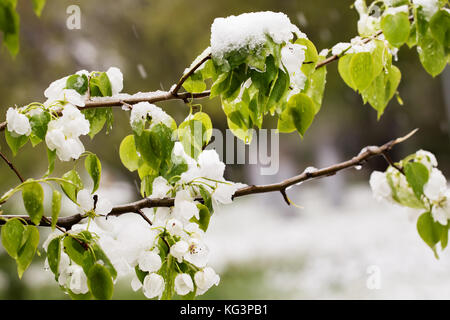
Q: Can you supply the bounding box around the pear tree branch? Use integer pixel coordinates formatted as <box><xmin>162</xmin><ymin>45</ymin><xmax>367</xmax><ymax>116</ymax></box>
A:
<box><xmin>0</xmin><ymin>129</ymin><xmax>418</xmax><ymax>229</ymax></box>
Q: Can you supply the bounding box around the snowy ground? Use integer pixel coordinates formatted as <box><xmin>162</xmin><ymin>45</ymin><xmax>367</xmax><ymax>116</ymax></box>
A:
<box><xmin>206</xmin><ymin>182</ymin><xmax>450</xmax><ymax>299</ymax></box>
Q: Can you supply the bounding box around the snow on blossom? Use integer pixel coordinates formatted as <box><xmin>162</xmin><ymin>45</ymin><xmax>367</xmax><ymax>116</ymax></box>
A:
<box><xmin>45</xmin><ymin>104</ymin><xmax>90</xmax><ymax>161</ymax></box>
<box><xmin>149</xmin><ymin>176</ymin><xmax>172</xmax><ymax>199</ymax></box>
<box><xmin>6</xmin><ymin>107</ymin><xmax>31</xmax><ymax>136</ymax></box>
<box><xmin>77</xmin><ymin>189</ymin><xmax>113</xmax><ymax>216</ymax></box>
<box><xmin>129</xmin><ymin>102</ymin><xmax>173</xmax><ymax>130</ymax></box>
<box><xmin>369</xmin><ymin>171</ymin><xmax>392</xmax><ymax>203</ymax></box>
<box><xmin>281</xmin><ymin>42</ymin><xmax>308</xmax><ymax>92</ymax></box>
<box><xmin>424</xmin><ymin>168</ymin><xmax>447</xmax><ymax>202</ymax></box>
<box><xmin>106</xmin><ymin>67</ymin><xmax>124</xmax><ymax>96</ymax></box>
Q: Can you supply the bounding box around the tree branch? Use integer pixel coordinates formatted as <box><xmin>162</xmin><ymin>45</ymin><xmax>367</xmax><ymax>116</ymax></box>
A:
<box><xmin>0</xmin><ymin>20</ymin><xmax>401</xmax><ymax>131</ymax></box>
<box><xmin>0</xmin><ymin>150</ymin><xmax>25</xmax><ymax>183</ymax></box>
<box><xmin>171</xmin><ymin>52</ymin><xmax>211</xmax><ymax>97</ymax></box>
<box><xmin>0</xmin><ymin>129</ymin><xmax>418</xmax><ymax>229</ymax></box>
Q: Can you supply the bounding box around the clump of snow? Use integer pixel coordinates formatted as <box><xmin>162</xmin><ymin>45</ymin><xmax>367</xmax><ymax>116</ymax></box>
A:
<box><xmin>210</xmin><ymin>11</ymin><xmax>306</xmax><ymax>64</ymax></box>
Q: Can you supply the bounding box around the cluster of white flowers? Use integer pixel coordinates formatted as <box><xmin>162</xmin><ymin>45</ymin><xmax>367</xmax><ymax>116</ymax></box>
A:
<box><xmin>45</xmin><ymin>105</ymin><xmax>90</xmax><ymax>161</ymax></box>
<box><xmin>5</xmin><ymin>68</ymin><xmax>124</xmax><ymax>162</ymax></box>
<box><xmin>42</xmin><ymin>145</ymin><xmax>242</xmax><ymax>298</ymax></box>
<box><xmin>370</xmin><ymin>150</ymin><xmax>450</xmax><ymax>225</ymax></box>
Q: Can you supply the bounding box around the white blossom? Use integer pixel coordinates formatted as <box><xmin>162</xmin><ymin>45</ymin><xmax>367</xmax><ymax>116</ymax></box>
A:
<box><xmin>173</xmin><ymin>190</ymin><xmax>199</xmax><ymax>221</ymax></box>
<box><xmin>184</xmin><ymin>238</ymin><xmax>209</xmax><ymax>268</ymax></box>
<box><xmin>369</xmin><ymin>171</ymin><xmax>392</xmax><ymax>202</ymax></box>
<box><xmin>198</xmin><ymin>149</ymin><xmax>225</xmax><ymax>180</ymax></box>
<box><xmin>194</xmin><ymin>267</ymin><xmax>220</xmax><ymax>295</ymax></box>
<box><xmin>170</xmin><ymin>240</ymin><xmax>189</xmax><ymax>263</ymax></box>
<box><xmin>6</xmin><ymin>108</ymin><xmax>31</xmax><ymax>136</ymax></box>
<box><xmin>166</xmin><ymin>218</ymin><xmax>184</xmax><ymax>237</ymax></box>
<box><xmin>106</xmin><ymin>67</ymin><xmax>124</xmax><ymax>96</ymax></box>
<box><xmin>45</xmin><ymin>104</ymin><xmax>90</xmax><ymax>161</ymax></box>
<box><xmin>424</xmin><ymin>168</ymin><xmax>447</xmax><ymax>201</ymax></box>
<box><xmin>76</xmin><ymin>189</ymin><xmax>113</xmax><ymax>216</ymax></box>
<box><xmin>131</xmin><ymin>276</ymin><xmax>142</xmax><ymax>292</ymax></box>
<box><xmin>149</xmin><ymin>176</ymin><xmax>172</xmax><ymax>199</ymax></box>
<box><xmin>174</xmin><ymin>273</ymin><xmax>194</xmax><ymax>296</ymax></box>
<box><xmin>143</xmin><ymin>273</ymin><xmax>165</xmax><ymax>299</ymax></box>
<box><xmin>415</xmin><ymin>150</ymin><xmax>438</xmax><ymax>171</ymax></box>
<box><xmin>138</xmin><ymin>251</ymin><xmax>162</xmax><ymax>273</ymax></box>
<box><xmin>281</xmin><ymin>42</ymin><xmax>307</xmax><ymax>91</ymax></box>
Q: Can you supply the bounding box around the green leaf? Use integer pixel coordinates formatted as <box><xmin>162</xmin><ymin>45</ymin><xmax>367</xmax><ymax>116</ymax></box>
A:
<box><xmin>183</xmin><ymin>71</ymin><xmax>207</xmax><ymax>93</ymax></box>
<box><xmin>160</xmin><ymin>255</ymin><xmax>176</xmax><ymax>300</ymax></box>
<box><xmin>29</xmin><ymin>111</ymin><xmax>50</xmax><ymax>144</ymax></box>
<box><xmin>178</xmin><ymin>112</ymin><xmax>213</xmax><ymax>160</ymax></box>
<box><xmin>338</xmin><ymin>54</ymin><xmax>357</xmax><ymax>91</ymax></box>
<box><xmin>119</xmin><ymin>135</ymin><xmax>140</xmax><ymax>171</ymax></box>
<box><xmin>295</xmin><ymin>38</ymin><xmax>319</xmax><ymax>77</ymax></box>
<box><xmin>381</xmin><ymin>12</ymin><xmax>411</xmax><ymax>47</ymax></box>
<box><xmin>31</xmin><ymin>0</ymin><xmax>46</xmax><ymax>17</ymax></box>
<box><xmin>60</xmin><ymin>170</ymin><xmax>83</xmax><ymax>203</ymax></box>
<box><xmin>16</xmin><ymin>225</ymin><xmax>39</xmax><ymax>278</ymax></box>
<box><xmin>192</xmin><ymin>204</ymin><xmax>211</xmax><ymax>232</ymax></box>
<box><xmin>22</xmin><ymin>181</ymin><xmax>44</xmax><ymax>225</ymax></box>
<box><xmin>63</xmin><ymin>236</ymin><xmax>88</xmax><ymax>267</ymax></box>
<box><xmin>0</xmin><ymin>3</ymin><xmax>20</xmax><ymax>57</ymax></box>
<box><xmin>277</xmin><ymin>93</ymin><xmax>315</xmax><ymax>137</ymax></box>
<box><xmin>68</xmin><ymin>290</ymin><xmax>92</xmax><ymax>300</ymax></box>
<box><xmin>361</xmin><ymin>65</ymin><xmax>401</xmax><ymax>118</ymax></box>
<box><xmin>5</xmin><ymin>130</ymin><xmax>28</xmax><ymax>156</ymax></box>
<box><xmin>89</xmin><ymin>72</ymin><xmax>112</xmax><ymax>97</ymax></box>
<box><xmin>91</xmin><ymin>243</ymin><xmax>117</xmax><ymax>280</ymax></box>
<box><xmin>1</xmin><ymin>218</ymin><xmax>25</xmax><ymax>259</ymax></box>
<box><xmin>418</xmin><ymin>30</ymin><xmax>448</xmax><ymax>77</ymax></box>
<box><xmin>135</xmin><ymin>124</ymin><xmax>174</xmax><ymax>171</ymax></box>
<box><xmin>82</xmin><ymin>108</ymin><xmax>110</xmax><ymax>139</ymax></box>
<box><xmin>417</xmin><ymin>212</ymin><xmax>444</xmax><ymax>253</ymax></box>
<box><xmin>349</xmin><ymin>52</ymin><xmax>375</xmax><ymax>92</ymax></box>
<box><xmin>45</xmin><ymin>148</ymin><xmax>56</xmax><ymax>177</ymax></box>
<box><xmin>429</xmin><ymin>9</ymin><xmax>450</xmax><ymax>48</ymax></box>
<box><xmin>85</xmin><ymin>154</ymin><xmax>101</xmax><ymax>193</ymax></box>
<box><xmin>135</xmin><ymin>266</ymin><xmax>148</xmax><ymax>284</ymax></box>
<box><xmin>47</xmin><ymin>236</ymin><xmax>61</xmax><ymax>279</ymax></box>
<box><xmin>305</xmin><ymin>62</ymin><xmax>327</xmax><ymax>114</ymax></box>
<box><xmin>404</xmin><ymin>162</ymin><xmax>429</xmax><ymax>199</ymax></box>
<box><xmin>87</xmin><ymin>263</ymin><xmax>114</xmax><ymax>300</ymax></box>
<box><xmin>386</xmin><ymin>170</ymin><xmax>426</xmax><ymax>209</ymax></box>
<box><xmin>66</xmin><ymin>74</ymin><xmax>88</xmax><ymax>95</ymax></box>
<box><xmin>51</xmin><ymin>190</ymin><xmax>61</xmax><ymax>230</ymax></box>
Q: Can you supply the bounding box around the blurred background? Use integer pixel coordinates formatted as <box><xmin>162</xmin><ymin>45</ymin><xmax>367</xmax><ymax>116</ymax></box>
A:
<box><xmin>0</xmin><ymin>0</ymin><xmax>449</xmax><ymax>299</ymax></box>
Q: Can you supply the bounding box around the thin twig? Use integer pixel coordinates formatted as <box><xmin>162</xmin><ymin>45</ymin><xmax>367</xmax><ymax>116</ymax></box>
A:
<box><xmin>171</xmin><ymin>53</ymin><xmax>211</xmax><ymax>96</ymax></box>
<box><xmin>0</xmin><ymin>150</ymin><xmax>24</xmax><ymax>183</ymax></box>
<box><xmin>0</xmin><ymin>129</ymin><xmax>418</xmax><ymax>229</ymax></box>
